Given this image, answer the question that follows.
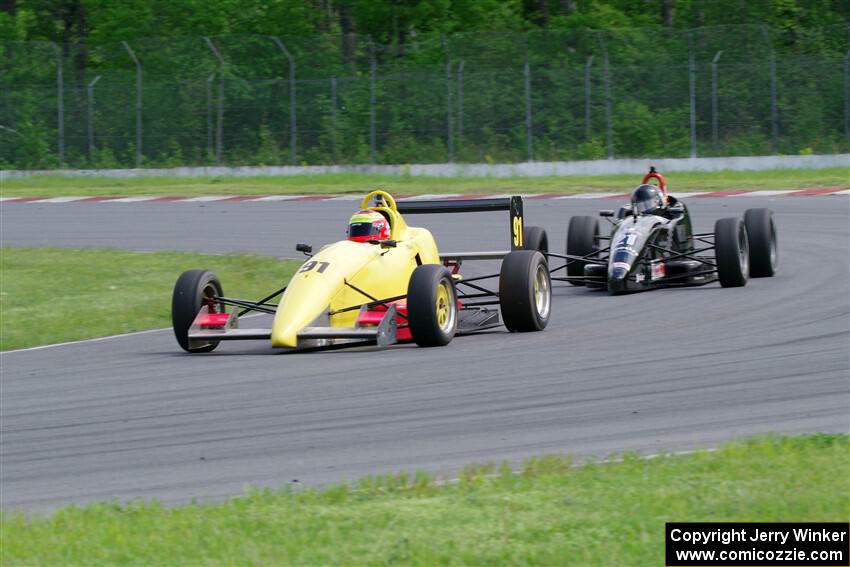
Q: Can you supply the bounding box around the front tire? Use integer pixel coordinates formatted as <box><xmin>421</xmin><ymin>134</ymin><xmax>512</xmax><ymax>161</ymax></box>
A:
<box><xmin>566</xmin><ymin>215</ymin><xmax>599</xmax><ymax>286</ymax></box>
<box><xmin>407</xmin><ymin>265</ymin><xmax>457</xmax><ymax>347</ymax></box>
<box><xmin>743</xmin><ymin>208</ymin><xmax>777</xmax><ymax>277</ymax></box>
<box><xmin>172</xmin><ymin>269</ymin><xmax>224</xmax><ymax>352</ymax></box>
<box><xmin>523</xmin><ymin>226</ymin><xmax>549</xmax><ymax>254</ymax></box>
<box><xmin>714</xmin><ymin>218</ymin><xmax>749</xmax><ymax>288</ymax></box>
<box><xmin>499</xmin><ymin>250</ymin><xmax>551</xmax><ymax>332</ymax></box>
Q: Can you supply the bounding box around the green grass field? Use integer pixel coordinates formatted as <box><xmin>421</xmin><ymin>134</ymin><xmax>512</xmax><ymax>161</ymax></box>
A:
<box><xmin>2</xmin><ymin>434</ymin><xmax>847</xmax><ymax>566</ymax></box>
<box><xmin>0</xmin><ymin>248</ymin><xmax>298</xmax><ymax>351</ymax></box>
<box><xmin>1</xmin><ymin>168</ymin><xmax>847</xmax><ymax>197</ymax></box>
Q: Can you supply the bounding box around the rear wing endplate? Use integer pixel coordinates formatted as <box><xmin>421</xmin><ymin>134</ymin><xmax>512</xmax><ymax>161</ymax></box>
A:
<box><xmin>397</xmin><ymin>196</ymin><xmax>525</xmax><ymax>250</ymax></box>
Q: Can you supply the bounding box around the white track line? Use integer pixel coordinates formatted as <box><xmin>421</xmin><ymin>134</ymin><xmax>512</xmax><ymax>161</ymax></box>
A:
<box><xmin>487</xmin><ymin>193</ymin><xmax>537</xmax><ymax>199</ymax></box>
<box><xmin>101</xmin><ymin>196</ymin><xmax>160</xmax><ymax>203</ymax></box>
<box><xmin>0</xmin><ymin>313</ymin><xmax>267</xmax><ymax>355</ymax></box>
<box><xmin>0</xmin><ymin>327</ymin><xmax>172</xmax><ymax>354</ymax></box>
<box><xmin>728</xmin><ymin>190</ymin><xmax>794</xmax><ymax>197</ymax></box>
<box><xmin>180</xmin><ymin>196</ymin><xmax>234</xmax><ymax>202</ymax></box>
<box><xmin>27</xmin><ymin>196</ymin><xmax>90</xmax><ymax>203</ymax></box>
<box><xmin>556</xmin><ymin>192</ymin><xmax>625</xmax><ymax>199</ymax></box>
<box><xmin>668</xmin><ymin>192</ymin><xmax>713</xmax><ymax>198</ymax></box>
<box><xmin>251</xmin><ymin>195</ymin><xmax>309</xmax><ymax>202</ymax></box>
<box><xmin>323</xmin><ymin>195</ymin><xmax>362</xmax><ymax>201</ymax></box>
<box><xmin>398</xmin><ymin>194</ymin><xmax>462</xmax><ymax>200</ymax></box>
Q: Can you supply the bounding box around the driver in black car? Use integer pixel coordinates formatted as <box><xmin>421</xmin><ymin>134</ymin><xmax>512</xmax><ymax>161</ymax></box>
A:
<box><xmin>631</xmin><ymin>183</ymin><xmax>683</xmax><ymax>218</ymax></box>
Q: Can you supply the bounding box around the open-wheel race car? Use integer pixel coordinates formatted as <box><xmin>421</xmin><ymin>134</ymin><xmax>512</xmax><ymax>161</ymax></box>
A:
<box><xmin>172</xmin><ymin>190</ymin><xmax>552</xmax><ymax>352</ymax></box>
<box><xmin>548</xmin><ymin>168</ymin><xmax>778</xmax><ymax>294</ymax></box>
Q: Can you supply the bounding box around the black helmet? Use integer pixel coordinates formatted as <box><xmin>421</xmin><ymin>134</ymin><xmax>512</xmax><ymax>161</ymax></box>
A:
<box><xmin>631</xmin><ymin>184</ymin><xmax>664</xmax><ymax>214</ymax></box>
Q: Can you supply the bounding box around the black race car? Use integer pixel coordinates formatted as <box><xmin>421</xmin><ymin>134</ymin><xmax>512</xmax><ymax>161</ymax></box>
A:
<box><xmin>548</xmin><ymin>168</ymin><xmax>778</xmax><ymax>294</ymax></box>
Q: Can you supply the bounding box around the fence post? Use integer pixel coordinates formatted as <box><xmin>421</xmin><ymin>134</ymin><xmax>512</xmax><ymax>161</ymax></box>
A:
<box><xmin>760</xmin><ymin>27</ymin><xmax>778</xmax><ymax>154</ymax></box>
<box><xmin>122</xmin><ymin>41</ymin><xmax>142</xmax><ymax>168</ymax></box>
<box><xmin>844</xmin><ymin>50</ymin><xmax>850</xmax><ymax>140</ymax></box>
<box><xmin>369</xmin><ymin>37</ymin><xmax>376</xmax><ymax>164</ymax></box>
<box><xmin>204</xmin><ymin>37</ymin><xmax>225</xmax><ymax>165</ymax></box>
<box><xmin>86</xmin><ymin>75</ymin><xmax>101</xmax><ymax>160</ymax></box>
<box><xmin>584</xmin><ymin>55</ymin><xmax>593</xmax><ymax>141</ymax></box>
<box><xmin>524</xmin><ymin>35</ymin><xmax>533</xmax><ymax>162</ymax></box>
<box><xmin>52</xmin><ymin>43</ymin><xmax>64</xmax><ymax>165</ymax></box>
<box><xmin>457</xmin><ymin>60</ymin><xmax>465</xmax><ymax>149</ymax></box>
<box><xmin>711</xmin><ymin>50</ymin><xmax>722</xmax><ymax>151</ymax></box>
<box><xmin>270</xmin><ymin>37</ymin><xmax>297</xmax><ymax>166</ymax></box>
<box><xmin>331</xmin><ymin>76</ymin><xmax>338</xmax><ymax>164</ymax></box>
<box><xmin>689</xmin><ymin>53</ymin><xmax>697</xmax><ymax>158</ymax></box>
<box><xmin>769</xmin><ymin>54</ymin><xmax>778</xmax><ymax>153</ymax></box>
<box><xmin>597</xmin><ymin>34</ymin><xmax>613</xmax><ymax>159</ymax></box>
<box><xmin>443</xmin><ymin>36</ymin><xmax>453</xmax><ymax>162</ymax></box>
<box><xmin>206</xmin><ymin>74</ymin><xmax>215</xmax><ymax>159</ymax></box>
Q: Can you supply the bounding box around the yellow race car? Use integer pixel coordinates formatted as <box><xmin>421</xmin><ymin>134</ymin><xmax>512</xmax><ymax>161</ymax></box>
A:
<box><xmin>171</xmin><ymin>190</ymin><xmax>551</xmax><ymax>351</ymax></box>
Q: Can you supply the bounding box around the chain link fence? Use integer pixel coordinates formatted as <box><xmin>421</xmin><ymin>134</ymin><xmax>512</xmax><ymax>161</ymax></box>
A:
<box><xmin>1</xmin><ymin>24</ymin><xmax>848</xmax><ymax>169</ymax></box>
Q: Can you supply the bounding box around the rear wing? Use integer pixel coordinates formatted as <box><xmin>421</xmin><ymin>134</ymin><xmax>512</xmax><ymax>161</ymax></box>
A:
<box><xmin>397</xmin><ymin>196</ymin><xmax>525</xmax><ymax>250</ymax></box>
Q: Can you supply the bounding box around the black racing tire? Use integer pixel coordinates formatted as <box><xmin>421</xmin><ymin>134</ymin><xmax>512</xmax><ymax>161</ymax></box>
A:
<box><xmin>407</xmin><ymin>265</ymin><xmax>457</xmax><ymax>347</ymax></box>
<box><xmin>714</xmin><ymin>218</ymin><xmax>749</xmax><ymax>288</ymax></box>
<box><xmin>566</xmin><ymin>215</ymin><xmax>599</xmax><ymax>286</ymax></box>
<box><xmin>523</xmin><ymin>225</ymin><xmax>549</xmax><ymax>254</ymax></box>
<box><xmin>743</xmin><ymin>208</ymin><xmax>777</xmax><ymax>277</ymax></box>
<box><xmin>499</xmin><ymin>250</ymin><xmax>551</xmax><ymax>332</ymax></box>
<box><xmin>172</xmin><ymin>269</ymin><xmax>224</xmax><ymax>352</ymax></box>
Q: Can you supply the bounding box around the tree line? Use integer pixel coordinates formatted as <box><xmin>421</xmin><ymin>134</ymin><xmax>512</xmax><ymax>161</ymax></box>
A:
<box><xmin>1</xmin><ymin>1</ymin><xmax>848</xmax><ymax>169</ymax></box>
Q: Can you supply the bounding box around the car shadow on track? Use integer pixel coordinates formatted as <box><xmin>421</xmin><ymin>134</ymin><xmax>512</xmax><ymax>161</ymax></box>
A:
<box><xmin>152</xmin><ymin>327</ymin><xmax>510</xmax><ymax>357</ymax></box>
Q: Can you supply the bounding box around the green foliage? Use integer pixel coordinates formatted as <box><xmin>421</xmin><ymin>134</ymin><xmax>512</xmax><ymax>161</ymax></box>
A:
<box><xmin>613</xmin><ymin>100</ymin><xmax>661</xmax><ymax>156</ymax></box>
<box><xmin>552</xmin><ymin>1</ymin><xmax>642</xmax><ymax>29</ymax></box>
<box><xmin>4</xmin><ymin>117</ymin><xmax>57</xmax><ymax>169</ymax></box>
<box><xmin>720</xmin><ymin>131</ymin><xmax>773</xmax><ymax>157</ymax></box>
<box><xmin>254</xmin><ymin>121</ymin><xmax>282</xmax><ymax>166</ymax></box>
<box><xmin>445</xmin><ymin>0</ymin><xmax>525</xmax><ymax>32</ymax></box>
<box><xmin>150</xmin><ymin>139</ymin><xmax>184</xmax><ymax>168</ymax></box>
<box><xmin>380</xmin><ymin>133</ymin><xmax>447</xmax><ymax>164</ymax></box>
<box><xmin>1</xmin><ymin>2</ymin><xmax>847</xmax><ymax>169</ymax></box>
<box><xmin>2</xmin><ymin>435</ymin><xmax>847</xmax><ymax>565</ymax></box>
<box><xmin>0</xmin><ymin>10</ymin><xmax>31</xmax><ymax>41</ymax></box>
<box><xmin>574</xmin><ymin>138</ymin><xmax>606</xmax><ymax>160</ymax></box>
<box><xmin>88</xmin><ymin>146</ymin><xmax>121</xmax><ymax>168</ymax></box>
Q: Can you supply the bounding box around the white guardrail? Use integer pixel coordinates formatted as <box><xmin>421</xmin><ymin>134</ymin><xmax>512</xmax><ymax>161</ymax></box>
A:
<box><xmin>1</xmin><ymin>154</ymin><xmax>848</xmax><ymax>180</ymax></box>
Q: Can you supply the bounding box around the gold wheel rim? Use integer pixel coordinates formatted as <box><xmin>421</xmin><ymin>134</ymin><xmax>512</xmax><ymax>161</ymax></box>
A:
<box><xmin>435</xmin><ymin>280</ymin><xmax>455</xmax><ymax>333</ymax></box>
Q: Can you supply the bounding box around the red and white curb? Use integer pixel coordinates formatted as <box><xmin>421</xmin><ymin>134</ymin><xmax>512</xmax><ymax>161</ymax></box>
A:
<box><xmin>0</xmin><ymin>187</ymin><xmax>846</xmax><ymax>204</ymax></box>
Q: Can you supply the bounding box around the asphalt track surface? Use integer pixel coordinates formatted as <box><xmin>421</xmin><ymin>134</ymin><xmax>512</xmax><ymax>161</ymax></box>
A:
<box><xmin>1</xmin><ymin>196</ymin><xmax>848</xmax><ymax>512</ymax></box>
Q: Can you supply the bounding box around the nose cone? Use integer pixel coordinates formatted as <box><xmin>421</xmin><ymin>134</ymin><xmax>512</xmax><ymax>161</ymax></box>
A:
<box><xmin>271</xmin><ymin>323</ymin><xmax>298</xmax><ymax>348</ymax></box>
<box><xmin>271</xmin><ymin>240</ymin><xmax>379</xmax><ymax>348</ymax></box>
<box><xmin>608</xmin><ymin>265</ymin><xmax>629</xmax><ymax>294</ymax></box>
<box><xmin>610</xmin><ymin>266</ymin><xmax>629</xmax><ymax>280</ymax></box>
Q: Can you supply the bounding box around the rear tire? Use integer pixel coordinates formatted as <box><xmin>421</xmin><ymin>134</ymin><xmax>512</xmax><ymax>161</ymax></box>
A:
<box><xmin>523</xmin><ymin>226</ymin><xmax>549</xmax><ymax>254</ymax></box>
<box><xmin>172</xmin><ymin>269</ymin><xmax>224</xmax><ymax>352</ymax></box>
<box><xmin>743</xmin><ymin>208</ymin><xmax>777</xmax><ymax>277</ymax></box>
<box><xmin>566</xmin><ymin>216</ymin><xmax>599</xmax><ymax>286</ymax></box>
<box><xmin>407</xmin><ymin>265</ymin><xmax>457</xmax><ymax>347</ymax></box>
<box><xmin>499</xmin><ymin>251</ymin><xmax>551</xmax><ymax>332</ymax></box>
<box><xmin>714</xmin><ymin>218</ymin><xmax>749</xmax><ymax>288</ymax></box>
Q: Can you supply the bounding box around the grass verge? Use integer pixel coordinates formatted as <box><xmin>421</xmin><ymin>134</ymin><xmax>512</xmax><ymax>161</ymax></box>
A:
<box><xmin>1</xmin><ymin>434</ymin><xmax>847</xmax><ymax>565</ymax></box>
<box><xmin>1</xmin><ymin>168</ymin><xmax>847</xmax><ymax>197</ymax></box>
<box><xmin>0</xmin><ymin>247</ymin><xmax>298</xmax><ymax>351</ymax></box>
